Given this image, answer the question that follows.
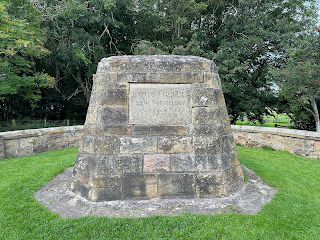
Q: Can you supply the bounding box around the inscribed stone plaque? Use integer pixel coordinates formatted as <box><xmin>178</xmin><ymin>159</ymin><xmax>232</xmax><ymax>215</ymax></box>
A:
<box><xmin>129</xmin><ymin>84</ymin><xmax>191</xmax><ymax>125</ymax></box>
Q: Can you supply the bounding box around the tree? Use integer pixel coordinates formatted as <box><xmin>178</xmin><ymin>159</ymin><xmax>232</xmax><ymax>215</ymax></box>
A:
<box><xmin>37</xmin><ymin>0</ymin><xmax>135</xmax><ymax>108</ymax></box>
<box><xmin>204</xmin><ymin>0</ymin><xmax>317</xmax><ymax>123</ymax></box>
<box><xmin>0</xmin><ymin>0</ymin><xmax>54</xmax><ymax>112</ymax></box>
<box><xmin>269</xmin><ymin>30</ymin><xmax>320</xmax><ymax>132</ymax></box>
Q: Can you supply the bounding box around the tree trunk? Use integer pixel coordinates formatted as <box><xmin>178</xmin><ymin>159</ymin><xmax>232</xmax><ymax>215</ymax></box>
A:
<box><xmin>311</xmin><ymin>98</ymin><xmax>320</xmax><ymax>132</ymax></box>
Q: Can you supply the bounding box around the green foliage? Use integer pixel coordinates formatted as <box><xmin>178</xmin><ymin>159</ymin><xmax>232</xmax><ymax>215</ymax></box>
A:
<box><xmin>0</xmin><ymin>0</ymin><xmax>54</xmax><ymax>106</ymax></box>
<box><xmin>269</xmin><ymin>29</ymin><xmax>320</xmax><ymax>131</ymax></box>
<box><xmin>39</xmin><ymin>0</ymin><xmax>135</xmax><ymax>106</ymax></box>
<box><xmin>209</xmin><ymin>0</ymin><xmax>317</xmax><ymax>123</ymax></box>
<box><xmin>1</xmin><ymin>146</ymin><xmax>320</xmax><ymax>239</ymax></box>
<box><xmin>133</xmin><ymin>40</ymin><xmax>166</xmax><ymax>55</ymax></box>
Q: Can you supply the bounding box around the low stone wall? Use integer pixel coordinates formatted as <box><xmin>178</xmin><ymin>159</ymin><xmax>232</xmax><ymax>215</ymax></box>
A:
<box><xmin>232</xmin><ymin>125</ymin><xmax>320</xmax><ymax>158</ymax></box>
<box><xmin>1</xmin><ymin>125</ymin><xmax>320</xmax><ymax>160</ymax></box>
<box><xmin>0</xmin><ymin>126</ymin><xmax>83</xmax><ymax>159</ymax></box>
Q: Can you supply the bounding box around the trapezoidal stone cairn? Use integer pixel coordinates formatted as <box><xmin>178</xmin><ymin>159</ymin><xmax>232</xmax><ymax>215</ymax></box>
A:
<box><xmin>70</xmin><ymin>55</ymin><xmax>244</xmax><ymax>201</ymax></box>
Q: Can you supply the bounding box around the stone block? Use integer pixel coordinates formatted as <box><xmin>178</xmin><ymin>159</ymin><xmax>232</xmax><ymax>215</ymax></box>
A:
<box><xmin>88</xmin><ymin>154</ymin><xmax>117</xmax><ymax>175</ymax></box>
<box><xmin>97</xmin><ymin>89</ymin><xmax>128</xmax><ymax>107</ymax></box>
<box><xmin>158</xmin><ymin>137</ymin><xmax>192</xmax><ymax>153</ymax></box>
<box><xmin>315</xmin><ymin>141</ymin><xmax>320</xmax><ymax>151</ymax></box>
<box><xmin>80</xmin><ymin>135</ymin><xmax>95</xmax><ymax>153</ymax></box>
<box><xmin>4</xmin><ymin>139</ymin><xmax>20</xmax><ymax>151</ymax></box>
<box><xmin>102</xmin><ymin>126</ymin><xmax>132</xmax><ymax>136</ymax></box>
<box><xmin>48</xmin><ymin>142</ymin><xmax>69</xmax><ymax>151</ymax></box>
<box><xmin>101</xmin><ymin>107</ymin><xmax>128</xmax><ymax>126</ymax></box>
<box><xmin>194</xmin><ymin>136</ymin><xmax>222</xmax><ymax>154</ymax></box>
<box><xmin>83</xmin><ymin>125</ymin><xmax>102</xmax><ymax>135</ymax></box>
<box><xmin>133</xmin><ymin>125</ymin><xmax>187</xmax><ymax>136</ymax></box>
<box><xmin>192</xmin><ymin>107</ymin><xmax>229</xmax><ymax>125</ymax></box>
<box><xmin>33</xmin><ymin>145</ymin><xmax>48</xmax><ymax>154</ymax></box>
<box><xmin>122</xmin><ymin>174</ymin><xmax>157</xmax><ymax>199</ymax></box>
<box><xmin>285</xmin><ymin>137</ymin><xmax>303</xmax><ymax>148</ymax></box>
<box><xmin>195</xmin><ymin>153</ymin><xmax>233</xmax><ymax>172</ymax></box>
<box><xmin>195</xmin><ymin>173</ymin><xmax>224</xmax><ymax>197</ymax></box>
<box><xmin>193</xmin><ymin>124</ymin><xmax>223</xmax><ymax>136</ymax></box>
<box><xmin>88</xmin><ymin>90</ymin><xmax>98</xmax><ymax>106</ymax></box>
<box><xmin>158</xmin><ymin>174</ymin><xmax>195</xmax><ymax>198</ymax></box>
<box><xmin>20</xmin><ymin>136</ymin><xmax>46</xmax><ymax>148</ymax></box>
<box><xmin>70</xmin><ymin>180</ymin><xmax>89</xmax><ymax>198</ymax></box>
<box><xmin>85</xmin><ymin>107</ymin><xmax>100</xmax><ymax>124</ymax></box>
<box><xmin>283</xmin><ymin>145</ymin><xmax>294</xmax><ymax>153</ymax></box>
<box><xmin>203</xmin><ymin>72</ymin><xmax>221</xmax><ymax>89</ymax></box>
<box><xmin>92</xmin><ymin>73</ymin><xmax>118</xmax><ymax>90</ymax></box>
<box><xmin>304</xmin><ymin>139</ymin><xmax>315</xmax><ymax>150</ymax></box>
<box><xmin>115</xmin><ymin>154</ymin><xmax>143</xmax><ymax>174</ymax></box>
<box><xmin>221</xmin><ymin>134</ymin><xmax>236</xmax><ymax>153</ymax></box>
<box><xmin>17</xmin><ymin>147</ymin><xmax>33</xmax><ymax>157</ymax></box>
<box><xmin>88</xmin><ymin>183</ymin><xmax>122</xmax><ymax>201</ymax></box>
<box><xmin>229</xmin><ymin>150</ymin><xmax>240</xmax><ymax>167</ymax></box>
<box><xmin>171</xmin><ymin>154</ymin><xmax>196</xmax><ymax>172</ymax></box>
<box><xmin>73</xmin><ymin>151</ymin><xmax>90</xmax><ymax>173</ymax></box>
<box><xmin>191</xmin><ymin>88</ymin><xmax>225</xmax><ymax>107</ymax></box>
<box><xmin>143</xmin><ymin>154</ymin><xmax>170</xmax><ymax>172</ymax></box>
<box><xmin>120</xmin><ymin>137</ymin><xmax>157</xmax><ymax>154</ymax></box>
<box><xmin>225</xmin><ymin>165</ymin><xmax>243</xmax><ymax>182</ymax></box>
<box><xmin>94</xmin><ymin>136</ymin><xmax>120</xmax><ymax>154</ymax></box>
<box><xmin>149</xmin><ymin>58</ymin><xmax>210</xmax><ymax>73</ymax></box>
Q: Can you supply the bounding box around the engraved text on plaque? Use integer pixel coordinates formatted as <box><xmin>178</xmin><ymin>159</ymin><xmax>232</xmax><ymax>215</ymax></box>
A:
<box><xmin>129</xmin><ymin>84</ymin><xmax>191</xmax><ymax>125</ymax></box>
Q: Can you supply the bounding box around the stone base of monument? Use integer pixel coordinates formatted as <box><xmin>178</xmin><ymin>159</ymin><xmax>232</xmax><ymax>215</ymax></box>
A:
<box><xmin>34</xmin><ymin>165</ymin><xmax>277</xmax><ymax>218</ymax></box>
<box><xmin>70</xmin><ymin>56</ymin><xmax>244</xmax><ymax>202</ymax></box>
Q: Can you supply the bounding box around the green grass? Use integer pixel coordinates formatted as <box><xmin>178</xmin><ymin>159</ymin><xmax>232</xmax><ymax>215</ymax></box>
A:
<box><xmin>1</xmin><ymin>146</ymin><xmax>320</xmax><ymax>239</ymax></box>
<box><xmin>236</xmin><ymin>113</ymin><xmax>292</xmax><ymax>128</ymax></box>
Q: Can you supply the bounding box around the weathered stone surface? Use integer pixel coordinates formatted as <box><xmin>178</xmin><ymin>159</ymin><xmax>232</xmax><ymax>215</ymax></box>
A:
<box><xmin>36</xmin><ymin>166</ymin><xmax>277</xmax><ymax>218</ymax></box>
<box><xmin>115</xmin><ymin>154</ymin><xmax>143</xmax><ymax>174</ymax></box>
<box><xmin>71</xmin><ymin>55</ymin><xmax>243</xmax><ymax>201</ymax></box>
<box><xmin>88</xmin><ymin>154</ymin><xmax>116</xmax><ymax>175</ymax></box>
<box><xmin>85</xmin><ymin>107</ymin><xmax>100</xmax><ymax>124</ymax></box>
<box><xmin>94</xmin><ymin>136</ymin><xmax>120</xmax><ymax>154</ymax></box>
<box><xmin>88</xmin><ymin>176</ymin><xmax>122</xmax><ymax>201</ymax></box>
<box><xmin>143</xmin><ymin>154</ymin><xmax>170</xmax><ymax>172</ymax></box>
<box><xmin>193</xmin><ymin>124</ymin><xmax>226</xmax><ymax>136</ymax></box>
<box><xmin>33</xmin><ymin>145</ymin><xmax>48</xmax><ymax>154</ymax></box>
<box><xmin>120</xmin><ymin>137</ymin><xmax>157</xmax><ymax>153</ymax></box>
<box><xmin>158</xmin><ymin>174</ymin><xmax>195</xmax><ymax>198</ymax></box>
<box><xmin>158</xmin><ymin>137</ymin><xmax>192</xmax><ymax>153</ymax></box>
<box><xmin>101</xmin><ymin>107</ymin><xmax>128</xmax><ymax>126</ymax></box>
<box><xmin>171</xmin><ymin>154</ymin><xmax>196</xmax><ymax>172</ymax></box>
<box><xmin>97</xmin><ymin>89</ymin><xmax>128</xmax><ymax>107</ymax></box>
<box><xmin>122</xmin><ymin>174</ymin><xmax>157</xmax><ymax>199</ymax></box>
<box><xmin>133</xmin><ymin>125</ymin><xmax>187</xmax><ymax>136</ymax></box>
<box><xmin>102</xmin><ymin>126</ymin><xmax>132</xmax><ymax>136</ymax></box>
<box><xmin>129</xmin><ymin>84</ymin><xmax>191</xmax><ymax>125</ymax></box>
<box><xmin>191</xmin><ymin>88</ymin><xmax>225</xmax><ymax>107</ymax></box>
<box><xmin>192</xmin><ymin>107</ymin><xmax>229</xmax><ymax>125</ymax></box>
<box><xmin>194</xmin><ymin>136</ymin><xmax>222</xmax><ymax>154</ymax></box>
<box><xmin>195</xmin><ymin>173</ymin><xmax>225</xmax><ymax>197</ymax></box>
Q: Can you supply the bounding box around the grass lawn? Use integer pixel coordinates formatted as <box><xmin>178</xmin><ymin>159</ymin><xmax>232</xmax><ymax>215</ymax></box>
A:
<box><xmin>235</xmin><ymin>113</ymin><xmax>292</xmax><ymax>128</ymax></box>
<box><xmin>0</xmin><ymin>146</ymin><xmax>320</xmax><ymax>239</ymax></box>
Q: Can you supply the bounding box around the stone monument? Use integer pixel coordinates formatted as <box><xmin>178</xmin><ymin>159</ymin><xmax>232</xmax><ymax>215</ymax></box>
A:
<box><xmin>70</xmin><ymin>55</ymin><xmax>244</xmax><ymax>201</ymax></box>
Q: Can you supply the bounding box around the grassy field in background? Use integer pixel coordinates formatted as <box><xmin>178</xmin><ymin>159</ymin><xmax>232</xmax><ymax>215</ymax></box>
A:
<box><xmin>235</xmin><ymin>113</ymin><xmax>292</xmax><ymax>128</ymax></box>
<box><xmin>0</xmin><ymin>146</ymin><xmax>320</xmax><ymax>239</ymax></box>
